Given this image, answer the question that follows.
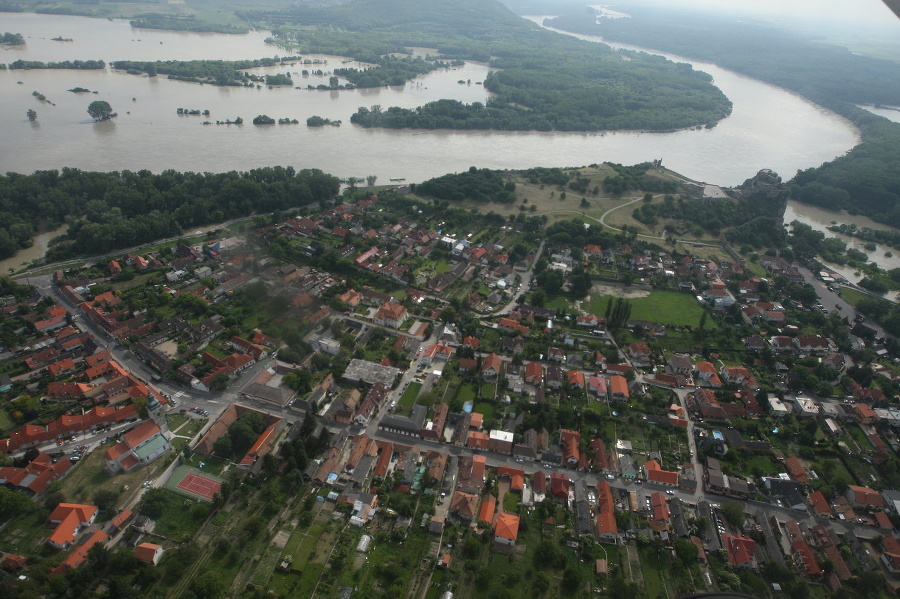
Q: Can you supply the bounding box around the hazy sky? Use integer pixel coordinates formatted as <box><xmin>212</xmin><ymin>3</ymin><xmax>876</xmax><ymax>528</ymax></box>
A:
<box><xmin>623</xmin><ymin>0</ymin><xmax>899</xmax><ymax>26</ymax></box>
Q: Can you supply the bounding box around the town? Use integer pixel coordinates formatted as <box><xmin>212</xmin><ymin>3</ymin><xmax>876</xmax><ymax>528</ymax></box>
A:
<box><xmin>1</xmin><ymin>165</ymin><xmax>899</xmax><ymax>599</ymax></box>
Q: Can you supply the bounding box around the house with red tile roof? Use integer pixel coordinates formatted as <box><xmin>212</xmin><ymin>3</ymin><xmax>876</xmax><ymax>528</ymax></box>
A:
<box><xmin>808</xmin><ymin>491</ymin><xmax>831</xmax><ymax>517</ymax></box>
<box><xmin>596</xmin><ymin>480</ymin><xmax>619</xmax><ymax>544</ymax></box>
<box><xmin>493</xmin><ymin>513</ymin><xmax>520</xmax><ymax>549</ymax></box>
<box><xmin>882</xmin><ymin>536</ymin><xmax>900</xmax><ymax>573</ymax></box>
<box><xmin>0</xmin><ymin>452</ymin><xmax>72</xmax><ymax>496</ymax></box>
<box><xmin>550</xmin><ymin>472</ymin><xmax>570</xmax><ymax>501</ymax></box>
<box><xmin>722</xmin><ymin>533</ymin><xmax>758</xmax><ymax>570</ymax></box>
<box><xmin>373</xmin><ymin>301</ymin><xmax>408</xmax><ymax>329</ymax></box>
<box><xmin>560</xmin><ymin>429</ymin><xmax>581</xmax><ymax>466</ymax></box>
<box><xmin>845</xmin><ymin>485</ymin><xmax>884</xmax><ymax>509</ymax></box>
<box><xmin>649</xmin><ymin>492</ymin><xmax>670</xmax><ymax>523</ymax></box>
<box><xmin>609</xmin><ymin>375</ymin><xmax>629</xmax><ymax>401</ymax></box>
<box><xmin>482</xmin><ymin>353</ymin><xmax>501</xmax><ymax>381</ymax></box>
<box><xmin>628</xmin><ymin>342</ymin><xmax>652</xmax><ymax>368</ymax></box>
<box><xmin>47</xmin><ymin>503</ymin><xmax>98</xmax><ymax>549</ymax></box>
<box><xmin>524</xmin><ymin>362</ymin><xmax>543</xmax><ymax>385</ymax></box>
<box><xmin>784</xmin><ymin>457</ymin><xmax>808</xmax><ymax>483</ymax></box>
<box><xmin>135</xmin><ymin>542</ymin><xmax>164</xmax><ymax>566</ymax></box>
<box><xmin>478</xmin><ymin>495</ymin><xmax>497</xmax><ymax>524</ymax></box>
<box><xmin>52</xmin><ymin>529</ymin><xmax>108</xmax><ymax>574</ymax></box>
<box><xmin>644</xmin><ymin>460</ymin><xmax>679</xmax><ymax>486</ymax></box>
<box><xmin>792</xmin><ymin>539</ymin><xmax>823</xmax><ymax>578</ymax></box>
<box><xmin>449</xmin><ymin>491</ymin><xmax>479</xmax><ymax>521</ymax></box>
<box><xmin>567</xmin><ymin>370</ymin><xmax>586</xmax><ymax>390</ymax></box>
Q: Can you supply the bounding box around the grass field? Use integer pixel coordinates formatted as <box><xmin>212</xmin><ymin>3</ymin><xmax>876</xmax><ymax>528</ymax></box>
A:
<box><xmin>0</xmin><ymin>408</ymin><xmax>15</xmax><ymax>432</ymax></box>
<box><xmin>474</xmin><ymin>401</ymin><xmax>495</xmax><ymax>420</ymax></box>
<box><xmin>399</xmin><ymin>382</ymin><xmax>423</xmax><ymax>411</ymax></box>
<box><xmin>455</xmin><ymin>384</ymin><xmax>477</xmax><ymax>404</ymax></box>
<box><xmin>586</xmin><ymin>289</ymin><xmax>706</xmax><ymax>327</ymax></box>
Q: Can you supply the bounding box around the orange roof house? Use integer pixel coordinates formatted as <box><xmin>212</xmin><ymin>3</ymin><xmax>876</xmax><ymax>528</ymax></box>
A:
<box><xmin>609</xmin><ymin>375</ymin><xmax>629</xmax><ymax>400</ymax></box>
<box><xmin>52</xmin><ymin>529</ymin><xmax>108</xmax><ymax>574</ymax></box>
<box><xmin>808</xmin><ymin>491</ymin><xmax>831</xmax><ymax>516</ymax></box>
<box><xmin>135</xmin><ymin>542</ymin><xmax>164</xmax><ymax>566</ymax></box>
<box><xmin>644</xmin><ymin>460</ymin><xmax>679</xmax><ymax>486</ymax></box>
<box><xmin>478</xmin><ymin>495</ymin><xmax>497</xmax><ymax>524</ymax></box>
<box><xmin>784</xmin><ymin>457</ymin><xmax>808</xmax><ymax>483</ymax></box>
<box><xmin>47</xmin><ymin>503</ymin><xmax>98</xmax><ymax>549</ymax></box>
<box><xmin>494</xmin><ymin>513</ymin><xmax>520</xmax><ymax>547</ymax></box>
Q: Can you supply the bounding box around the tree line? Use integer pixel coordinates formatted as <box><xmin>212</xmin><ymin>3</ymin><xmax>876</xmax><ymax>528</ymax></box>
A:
<box><xmin>0</xmin><ymin>166</ymin><xmax>339</xmax><ymax>261</ymax></box>
<box><xmin>8</xmin><ymin>59</ymin><xmax>105</xmax><ymax>70</ymax></box>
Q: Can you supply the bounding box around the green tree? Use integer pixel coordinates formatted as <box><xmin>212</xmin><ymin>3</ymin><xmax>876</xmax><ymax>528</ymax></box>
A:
<box><xmin>209</xmin><ymin>372</ymin><xmax>230</xmax><ymax>391</ymax></box>
<box><xmin>87</xmin><ymin>100</ymin><xmax>114</xmax><ymax>121</ymax></box>
<box><xmin>26</xmin><ymin>108</ymin><xmax>36</xmax><ymax>121</ymax></box>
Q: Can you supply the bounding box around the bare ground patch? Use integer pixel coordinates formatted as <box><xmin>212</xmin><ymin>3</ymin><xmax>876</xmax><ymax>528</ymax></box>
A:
<box><xmin>590</xmin><ymin>282</ymin><xmax>651</xmax><ymax>299</ymax></box>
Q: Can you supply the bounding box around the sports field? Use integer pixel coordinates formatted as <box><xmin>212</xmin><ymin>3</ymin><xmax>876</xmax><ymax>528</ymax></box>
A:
<box><xmin>167</xmin><ymin>464</ymin><xmax>224</xmax><ymax>501</ymax></box>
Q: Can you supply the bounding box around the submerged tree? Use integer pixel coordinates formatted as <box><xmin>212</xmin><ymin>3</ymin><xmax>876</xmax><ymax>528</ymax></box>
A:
<box><xmin>87</xmin><ymin>100</ymin><xmax>114</xmax><ymax>121</ymax></box>
<box><xmin>26</xmin><ymin>108</ymin><xmax>36</xmax><ymax>121</ymax></box>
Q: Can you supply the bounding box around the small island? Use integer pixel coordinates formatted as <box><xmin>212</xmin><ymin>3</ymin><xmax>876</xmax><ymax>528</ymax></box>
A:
<box><xmin>177</xmin><ymin>108</ymin><xmax>211</xmax><ymax>116</ymax></box>
<box><xmin>51</xmin><ymin>36</ymin><xmax>74</xmax><ymax>42</ymax></box>
<box><xmin>306</xmin><ymin>116</ymin><xmax>341</xmax><ymax>127</ymax></box>
<box><xmin>68</xmin><ymin>87</ymin><xmax>92</xmax><ymax>93</ymax></box>
<box><xmin>0</xmin><ymin>32</ymin><xmax>25</xmax><ymax>46</ymax></box>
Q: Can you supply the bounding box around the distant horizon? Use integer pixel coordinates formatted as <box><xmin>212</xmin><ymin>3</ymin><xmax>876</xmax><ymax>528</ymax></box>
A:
<box><xmin>595</xmin><ymin>0</ymin><xmax>899</xmax><ymax>28</ymax></box>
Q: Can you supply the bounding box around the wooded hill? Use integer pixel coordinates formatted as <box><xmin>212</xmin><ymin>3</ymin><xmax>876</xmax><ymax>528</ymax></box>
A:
<box><xmin>242</xmin><ymin>0</ymin><xmax>733</xmax><ymax>132</ymax></box>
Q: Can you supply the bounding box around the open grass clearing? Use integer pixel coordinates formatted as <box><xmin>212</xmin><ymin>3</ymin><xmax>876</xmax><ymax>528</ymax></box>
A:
<box><xmin>55</xmin><ymin>440</ymin><xmax>161</xmax><ymax>509</ymax></box>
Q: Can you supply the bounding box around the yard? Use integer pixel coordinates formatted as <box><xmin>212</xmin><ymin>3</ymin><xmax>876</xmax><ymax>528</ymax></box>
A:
<box><xmin>55</xmin><ymin>440</ymin><xmax>163</xmax><ymax>510</ymax></box>
<box><xmin>398</xmin><ymin>382</ymin><xmax>423</xmax><ymax>413</ymax></box>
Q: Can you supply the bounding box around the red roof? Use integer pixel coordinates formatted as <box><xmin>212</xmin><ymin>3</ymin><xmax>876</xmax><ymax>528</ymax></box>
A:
<box><xmin>123</xmin><ymin>420</ymin><xmax>161</xmax><ymax>448</ymax></box>
<box><xmin>722</xmin><ymin>533</ymin><xmax>757</xmax><ymax>568</ymax></box>
<box><xmin>808</xmin><ymin>491</ymin><xmax>831</xmax><ymax>515</ymax></box>
<box><xmin>550</xmin><ymin>472</ymin><xmax>570</xmax><ymax>498</ymax></box>
<box><xmin>135</xmin><ymin>542</ymin><xmax>163</xmax><ymax>565</ymax></box>
<box><xmin>494</xmin><ymin>513</ymin><xmax>520</xmax><ymax>541</ymax></box>
<box><xmin>478</xmin><ymin>495</ymin><xmax>497</xmax><ymax>523</ymax></box>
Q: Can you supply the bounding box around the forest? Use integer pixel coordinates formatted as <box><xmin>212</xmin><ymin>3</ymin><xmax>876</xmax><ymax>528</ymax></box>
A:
<box><xmin>545</xmin><ymin>5</ymin><xmax>900</xmax><ymax>227</ymax></box>
<box><xmin>0</xmin><ymin>167</ymin><xmax>339</xmax><ymax>263</ymax></box>
<box><xmin>129</xmin><ymin>14</ymin><xmax>249</xmax><ymax>34</ymax></box>
<box><xmin>415</xmin><ymin>167</ymin><xmax>517</xmax><ymax>203</ymax></box>
<box><xmin>110</xmin><ymin>59</ymin><xmax>296</xmax><ymax>87</ymax></box>
<box><xmin>243</xmin><ymin>0</ymin><xmax>733</xmax><ymax>132</ymax></box>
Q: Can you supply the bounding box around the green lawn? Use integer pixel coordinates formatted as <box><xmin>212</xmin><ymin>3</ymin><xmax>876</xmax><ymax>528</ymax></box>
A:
<box><xmin>474</xmin><ymin>401</ymin><xmax>495</xmax><ymax>419</ymax></box>
<box><xmin>0</xmin><ymin>408</ymin><xmax>15</xmax><ymax>432</ymax></box>
<box><xmin>479</xmin><ymin>384</ymin><xmax>496</xmax><ymax>400</ymax></box>
<box><xmin>503</xmin><ymin>492</ymin><xmax>520</xmax><ymax>512</ymax></box>
<box><xmin>456</xmin><ymin>384</ymin><xmax>477</xmax><ymax>404</ymax></box>
<box><xmin>399</xmin><ymin>382</ymin><xmax>423</xmax><ymax>411</ymax></box>
<box><xmin>587</xmin><ymin>290</ymin><xmax>707</xmax><ymax>327</ymax></box>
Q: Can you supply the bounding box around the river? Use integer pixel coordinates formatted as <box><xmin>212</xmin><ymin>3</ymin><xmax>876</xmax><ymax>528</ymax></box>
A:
<box><xmin>1</xmin><ymin>12</ymin><xmax>860</xmax><ymax>188</ymax></box>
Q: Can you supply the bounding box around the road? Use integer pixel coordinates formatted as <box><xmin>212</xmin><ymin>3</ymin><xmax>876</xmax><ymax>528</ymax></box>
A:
<box><xmin>494</xmin><ymin>239</ymin><xmax>546</xmax><ymax>315</ymax></box>
<box><xmin>795</xmin><ymin>261</ymin><xmax>895</xmax><ymax>341</ymax></box>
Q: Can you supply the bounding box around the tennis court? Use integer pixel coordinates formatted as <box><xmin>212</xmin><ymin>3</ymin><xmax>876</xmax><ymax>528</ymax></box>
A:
<box><xmin>168</xmin><ymin>464</ymin><xmax>224</xmax><ymax>501</ymax></box>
